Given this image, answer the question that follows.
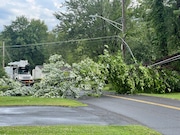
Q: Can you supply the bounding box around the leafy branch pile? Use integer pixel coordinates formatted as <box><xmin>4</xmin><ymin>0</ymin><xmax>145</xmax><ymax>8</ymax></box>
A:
<box><xmin>0</xmin><ymin>77</ymin><xmax>35</xmax><ymax>96</ymax></box>
<box><xmin>0</xmin><ymin>53</ymin><xmax>180</xmax><ymax>98</ymax></box>
<box><xmin>73</xmin><ymin>58</ymin><xmax>105</xmax><ymax>96</ymax></box>
<box><xmin>33</xmin><ymin>54</ymin><xmax>81</xmax><ymax>98</ymax></box>
<box><xmin>0</xmin><ymin>54</ymin><xmax>104</xmax><ymax>98</ymax></box>
<box><xmin>101</xmin><ymin>49</ymin><xmax>180</xmax><ymax>94</ymax></box>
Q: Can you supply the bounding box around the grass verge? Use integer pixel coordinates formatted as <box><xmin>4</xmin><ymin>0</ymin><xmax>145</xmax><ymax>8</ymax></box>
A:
<box><xmin>141</xmin><ymin>93</ymin><xmax>180</xmax><ymax>100</ymax></box>
<box><xmin>0</xmin><ymin>125</ymin><xmax>161</xmax><ymax>135</ymax></box>
<box><xmin>0</xmin><ymin>96</ymin><xmax>87</xmax><ymax>107</ymax></box>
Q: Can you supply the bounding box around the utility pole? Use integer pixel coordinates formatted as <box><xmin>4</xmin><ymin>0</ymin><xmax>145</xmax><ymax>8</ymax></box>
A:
<box><xmin>2</xmin><ymin>41</ymin><xmax>5</xmax><ymax>68</ymax></box>
<box><xmin>121</xmin><ymin>0</ymin><xmax>126</xmax><ymax>59</ymax></box>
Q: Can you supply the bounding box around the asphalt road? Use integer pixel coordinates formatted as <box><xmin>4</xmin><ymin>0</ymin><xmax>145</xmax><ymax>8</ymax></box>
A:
<box><xmin>80</xmin><ymin>95</ymin><xmax>180</xmax><ymax>135</ymax></box>
<box><xmin>0</xmin><ymin>95</ymin><xmax>179</xmax><ymax>135</ymax></box>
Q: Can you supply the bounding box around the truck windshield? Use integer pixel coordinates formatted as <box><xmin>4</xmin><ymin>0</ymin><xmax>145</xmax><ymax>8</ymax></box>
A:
<box><xmin>18</xmin><ymin>67</ymin><xmax>29</xmax><ymax>74</ymax></box>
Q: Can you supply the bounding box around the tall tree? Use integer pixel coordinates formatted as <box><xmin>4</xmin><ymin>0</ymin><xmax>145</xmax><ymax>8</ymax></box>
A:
<box><xmin>54</xmin><ymin>0</ymin><xmax>128</xmax><ymax>63</ymax></box>
<box><xmin>1</xmin><ymin>16</ymin><xmax>48</xmax><ymax>68</ymax></box>
<box><xmin>165</xmin><ymin>0</ymin><xmax>180</xmax><ymax>54</ymax></box>
<box><xmin>151</xmin><ymin>0</ymin><xmax>168</xmax><ymax>57</ymax></box>
<box><xmin>138</xmin><ymin>0</ymin><xmax>180</xmax><ymax>57</ymax></box>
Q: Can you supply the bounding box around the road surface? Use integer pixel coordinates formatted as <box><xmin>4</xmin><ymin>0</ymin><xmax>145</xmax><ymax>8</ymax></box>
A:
<box><xmin>0</xmin><ymin>94</ymin><xmax>179</xmax><ymax>135</ymax></box>
<box><xmin>80</xmin><ymin>95</ymin><xmax>180</xmax><ymax>135</ymax></box>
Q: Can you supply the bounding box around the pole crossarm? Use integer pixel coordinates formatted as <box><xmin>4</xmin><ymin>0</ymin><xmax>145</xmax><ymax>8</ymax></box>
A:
<box><xmin>89</xmin><ymin>14</ymin><xmax>122</xmax><ymax>31</ymax></box>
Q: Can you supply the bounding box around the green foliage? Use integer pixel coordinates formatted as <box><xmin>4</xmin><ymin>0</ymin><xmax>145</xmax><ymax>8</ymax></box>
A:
<box><xmin>0</xmin><ymin>77</ymin><xmax>21</xmax><ymax>90</ymax></box>
<box><xmin>72</xmin><ymin>58</ymin><xmax>105</xmax><ymax>95</ymax></box>
<box><xmin>54</xmin><ymin>0</ymin><xmax>122</xmax><ymax>62</ymax></box>
<box><xmin>100</xmin><ymin>50</ymin><xmax>132</xmax><ymax>94</ymax></box>
<box><xmin>100</xmin><ymin>49</ymin><xmax>180</xmax><ymax>94</ymax></box>
<box><xmin>0</xmin><ymin>54</ymin><xmax>105</xmax><ymax>98</ymax></box>
<box><xmin>1</xmin><ymin>51</ymin><xmax>180</xmax><ymax>97</ymax></box>
<box><xmin>0</xmin><ymin>125</ymin><xmax>161</xmax><ymax>135</ymax></box>
<box><xmin>137</xmin><ymin>0</ymin><xmax>180</xmax><ymax>58</ymax></box>
<box><xmin>33</xmin><ymin>54</ymin><xmax>79</xmax><ymax>98</ymax></box>
<box><xmin>159</xmin><ymin>69</ymin><xmax>180</xmax><ymax>93</ymax></box>
<box><xmin>0</xmin><ymin>77</ymin><xmax>34</xmax><ymax>96</ymax></box>
<box><xmin>0</xmin><ymin>96</ymin><xmax>86</xmax><ymax>107</ymax></box>
<box><xmin>2</xmin><ymin>16</ymin><xmax>48</xmax><ymax>45</ymax></box>
<box><xmin>0</xmin><ymin>86</ymin><xmax>9</xmax><ymax>92</ymax></box>
<box><xmin>0</xmin><ymin>67</ymin><xmax>6</xmax><ymax>78</ymax></box>
<box><xmin>33</xmin><ymin>55</ymin><xmax>105</xmax><ymax>98</ymax></box>
<box><xmin>151</xmin><ymin>0</ymin><xmax>168</xmax><ymax>57</ymax></box>
<box><xmin>1</xmin><ymin>16</ymin><xmax>48</xmax><ymax>68</ymax></box>
<box><xmin>142</xmin><ymin>93</ymin><xmax>180</xmax><ymax>100</ymax></box>
<box><xmin>2</xmin><ymin>86</ymin><xmax>35</xmax><ymax>97</ymax></box>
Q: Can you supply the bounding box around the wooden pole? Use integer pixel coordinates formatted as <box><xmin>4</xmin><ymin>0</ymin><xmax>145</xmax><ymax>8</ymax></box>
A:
<box><xmin>2</xmin><ymin>41</ymin><xmax>5</xmax><ymax>68</ymax></box>
<box><xmin>121</xmin><ymin>0</ymin><xmax>126</xmax><ymax>59</ymax></box>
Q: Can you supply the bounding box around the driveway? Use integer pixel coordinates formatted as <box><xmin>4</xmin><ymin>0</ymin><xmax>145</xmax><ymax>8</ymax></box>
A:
<box><xmin>0</xmin><ymin>105</ymin><xmax>139</xmax><ymax>126</ymax></box>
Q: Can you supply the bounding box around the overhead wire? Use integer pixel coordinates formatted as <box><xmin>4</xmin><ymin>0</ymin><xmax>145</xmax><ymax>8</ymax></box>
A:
<box><xmin>148</xmin><ymin>55</ymin><xmax>180</xmax><ymax>67</ymax></box>
<box><xmin>1</xmin><ymin>35</ymin><xmax>179</xmax><ymax>66</ymax></box>
<box><xmin>0</xmin><ymin>35</ymin><xmax>119</xmax><ymax>48</ymax></box>
<box><xmin>0</xmin><ymin>35</ymin><xmax>120</xmax><ymax>62</ymax></box>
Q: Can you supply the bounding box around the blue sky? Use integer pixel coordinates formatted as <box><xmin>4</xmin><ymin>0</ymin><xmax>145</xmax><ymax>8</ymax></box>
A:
<box><xmin>0</xmin><ymin>0</ymin><xmax>66</xmax><ymax>32</ymax></box>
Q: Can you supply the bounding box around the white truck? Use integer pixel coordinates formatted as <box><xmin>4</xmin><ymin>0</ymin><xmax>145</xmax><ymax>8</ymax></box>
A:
<box><xmin>4</xmin><ymin>60</ymin><xmax>34</xmax><ymax>86</ymax></box>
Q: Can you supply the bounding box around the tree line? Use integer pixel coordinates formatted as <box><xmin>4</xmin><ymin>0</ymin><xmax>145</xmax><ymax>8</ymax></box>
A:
<box><xmin>0</xmin><ymin>0</ymin><xmax>180</xmax><ymax>77</ymax></box>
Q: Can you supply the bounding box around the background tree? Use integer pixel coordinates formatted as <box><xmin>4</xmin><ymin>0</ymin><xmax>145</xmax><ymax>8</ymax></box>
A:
<box><xmin>165</xmin><ymin>0</ymin><xmax>180</xmax><ymax>54</ymax></box>
<box><xmin>124</xmin><ymin>0</ymin><xmax>180</xmax><ymax>68</ymax></box>
<box><xmin>54</xmin><ymin>0</ymin><xmax>128</xmax><ymax>63</ymax></box>
<box><xmin>131</xmin><ymin>0</ymin><xmax>180</xmax><ymax>71</ymax></box>
<box><xmin>1</xmin><ymin>16</ymin><xmax>48</xmax><ymax>68</ymax></box>
<box><xmin>151</xmin><ymin>0</ymin><xmax>168</xmax><ymax>57</ymax></box>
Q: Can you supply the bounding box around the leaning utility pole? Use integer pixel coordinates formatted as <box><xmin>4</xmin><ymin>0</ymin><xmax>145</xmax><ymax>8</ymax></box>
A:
<box><xmin>121</xmin><ymin>0</ymin><xmax>126</xmax><ymax>59</ymax></box>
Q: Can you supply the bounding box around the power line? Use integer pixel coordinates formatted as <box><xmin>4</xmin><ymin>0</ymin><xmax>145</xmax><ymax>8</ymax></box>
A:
<box><xmin>116</xmin><ymin>35</ymin><xmax>137</xmax><ymax>64</ymax></box>
<box><xmin>148</xmin><ymin>55</ymin><xmax>180</xmax><ymax>67</ymax></box>
<box><xmin>1</xmin><ymin>35</ymin><xmax>137</xmax><ymax>64</ymax></box>
<box><xmin>0</xmin><ymin>35</ymin><xmax>118</xmax><ymax>49</ymax></box>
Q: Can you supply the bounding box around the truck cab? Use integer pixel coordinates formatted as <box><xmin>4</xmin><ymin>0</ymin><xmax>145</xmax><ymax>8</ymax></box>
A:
<box><xmin>5</xmin><ymin>60</ymin><xmax>34</xmax><ymax>86</ymax></box>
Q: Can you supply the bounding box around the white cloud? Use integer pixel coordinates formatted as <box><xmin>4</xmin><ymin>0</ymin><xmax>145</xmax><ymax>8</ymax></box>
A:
<box><xmin>26</xmin><ymin>0</ymin><xmax>35</xmax><ymax>3</ymax></box>
<box><xmin>53</xmin><ymin>0</ymin><xmax>63</xmax><ymax>9</ymax></box>
<box><xmin>0</xmin><ymin>0</ymin><xmax>66</xmax><ymax>32</ymax></box>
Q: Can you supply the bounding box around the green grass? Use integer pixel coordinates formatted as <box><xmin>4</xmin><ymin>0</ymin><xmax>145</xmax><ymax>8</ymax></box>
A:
<box><xmin>0</xmin><ymin>125</ymin><xmax>161</xmax><ymax>135</ymax></box>
<box><xmin>141</xmin><ymin>93</ymin><xmax>180</xmax><ymax>100</ymax></box>
<box><xmin>0</xmin><ymin>96</ymin><xmax>87</xmax><ymax>107</ymax></box>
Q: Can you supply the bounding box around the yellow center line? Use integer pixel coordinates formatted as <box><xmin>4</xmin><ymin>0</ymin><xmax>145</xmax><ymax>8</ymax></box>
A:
<box><xmin>106</xmin><ymin>95</ymin><xmax>180</xmax><ymax>111</ymax></box>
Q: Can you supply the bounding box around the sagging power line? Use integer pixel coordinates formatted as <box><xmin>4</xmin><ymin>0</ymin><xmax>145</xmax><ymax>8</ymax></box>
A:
<box><xmin>148</xmin><ymin>55</ymin><xmax>180</xmax><ymax>67</ymax></box>
<box><xmin>0</xmin><ymin>36</ymin><xmax>118</xmax><ymax>48</ymax></box>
